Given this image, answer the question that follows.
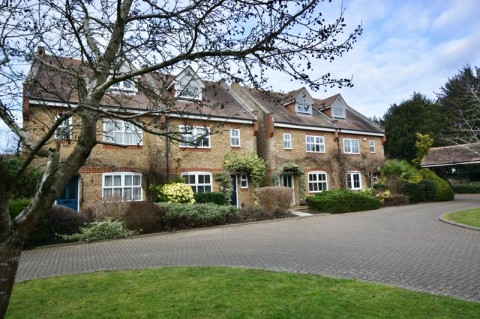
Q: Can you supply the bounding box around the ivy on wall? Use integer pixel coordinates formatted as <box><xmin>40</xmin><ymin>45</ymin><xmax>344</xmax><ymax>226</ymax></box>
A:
<box><xmin>271</xmin><ymin>163</ymin><xmax>306</xmax><ymax>201</ymax></box>
<box><xmin>213</xmin><ymin>172</ymin><xmax>233</xmax><ymax>202</ymax></box>
<box><xmin>222</xmin><ymin>152</ymin><xmax>266</xmax><ymax>188</ymax></box>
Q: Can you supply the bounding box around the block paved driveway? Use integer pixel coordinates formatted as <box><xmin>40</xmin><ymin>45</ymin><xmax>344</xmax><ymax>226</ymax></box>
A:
<box><xmin>17</xmin><ymin>194</ymin><xmax>480</xmax><ymax>302</ymax></box>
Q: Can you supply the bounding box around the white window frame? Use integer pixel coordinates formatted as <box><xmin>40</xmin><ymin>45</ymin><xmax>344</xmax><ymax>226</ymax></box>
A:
<box><xmin>333</xmin><ymin>107</ymin><xmax>346</xmax><ymax>119</ymax></box>
<box><xmin>305</xmin><ymin>135</ymin><xmax>325</xmax><ymax>153</ymax></box>
<box><xmin>295</xmin><ymin>102</ymin><xmax>312</xmax><ymax>115</ymax></box>
<box><xmin>346</xmin><ymin>171</ymin><xmax>362</xmax><ymax>190</ymax></box>
<box><xmin>102</xmin><ymin>172</ymin><xmax>142</xmax><ymax>201</ymax></box>
<box><xmin>240</xmin><ymin>174</ymin><xmax>248</xmax><ymax>188</ymax></box>
<box><xmin>103</xmin><ymin>119</ymin><xmax>143</xmax><ymax>146</ymax></box>
<box><xmin>369</xmin><ymin>140</ymin><xmax>376</xmax><ymax>153</ymax></box>
<box><xmin>55</xmin><ymin>116</ymin><xmax>72</xmax><ymax>139</ymax></box>
<box><xmin>109</xmin><ymin>79</ymin><xmax>138</xmax><ymax>94</ymax></box>
<box><xmin>176</xmin><ymin>83</ymin><xmax>202</xmax><ymax>101</ymax></box>
<box><xmin>230</xmin><ymin>129</ymin><xmax>240</xmax><ymax>147</ymax></box>
<box><xmin>283</xmin><ymin>133</ymin><xmax>292</xmax><ymax>149</ymax></box>
<box><xmin>179</xmin><ymin>125</ymin><xmax>210</xmax><ymax>148</ymax></box>
<box><xmin>181</xmin><ymin>172</ymin><xmax>212</xmax><ymax>193</ymax></box>
<box><xmin>308</xmin><ymin>171</ymin><xmax>328</xmax><ymax>193</ymax></box>
<box><xmin>343</xmin><ymin>138</ymin><xmax>360</xmax><ymax>154</ymax></box>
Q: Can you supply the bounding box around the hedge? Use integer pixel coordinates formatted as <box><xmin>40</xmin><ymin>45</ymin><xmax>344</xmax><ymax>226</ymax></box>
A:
<box><xmin>401</xmin><ymin>179</ymin><xmax>436</xmax><ymax>203</ymax></box>
<box><xmin>306</xmin><ymin>189</ymin><xmax>383</xmax><ymax>213</ymax></box>
<box><xmin>418</xmin><ymin>169</ymin><xmax>455</xmax><ymax>201</ymax></box>
<box><xmin>452</xmin><ymin>185</ymin><xmax>480</xmax><ymax>194</ymax></box>
<box><xmin>194</xmin><ymin>192</ymin><xmax>228</xmax><ymax>205</ymax></box>
<box><xmin>158</xmin><ymin>202</ymin><xmax>238</xmax><ymax>230</ymax></box>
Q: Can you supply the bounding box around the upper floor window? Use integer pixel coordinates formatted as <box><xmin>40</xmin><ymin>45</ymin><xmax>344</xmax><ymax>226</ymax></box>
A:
<box><xmin>296</xmin><ymin>102</ymin><xmax>312</xmax><ymax>115</ymax></box>
<box><xmin>346</xmin><ymin>172</ymin><xmax>362</xmax><ymax>190</ymax></box>
<box><xmin>344</xmin><ymin>138</ymin><xmax>359</xmax><ymax>154</ymax></box>
<box><xmin>284</xmin><ymin>133</ymin><xmax>292</xmax><ymax>149</ymax></box>
<box><xmin>176</xmin><ymin>84</ymin><xmax>201</xmax><ymax>100</ymax></box>
<box><xmin>308</xmin><ymin>172</ymin><xmax>328</xmax><ymax>193</ymax></box>
<box><xmin>102</xmin><ymin>172</ymin><xmax>142</xmax><ymax>201</ymax></box>
<box><xmin>55</xmin><ymin>116</ymin><xmax>72</xmax><ymax>140</ymax></box>
<box><xmin>180</xmin><ymin>125</ymin><xmax>210</xmax><ymax>148</ymax></box>
<box><xmin>306</xmin><ymin>135</ymin><xmax>325</xmax><ymax>153</ymax></box>
<box><xmin>333</xmin><ymin>107</ymin><xmax>346</xmax><ymax>119</ymax></box>
<box><xmin>109</xmin><ymin>80</ymin><xmax>137</xmax><ymax>94</ymax></box>
<box><xmin>369</xmin><ymin>140</ymin><xmax>376</xmax><ymax>153</ymax></box>
<box><xmin>182</xmin><ymin>172</ymin><xmax>212</xmax><ymax>193</ymax></box>
<box><xmin>230</xmin><ymin>129</ymin><xmax>240</xmax><ymax>147</ymax></box>
<box><xmin>103</xmin><ymin>120</ymin><xmax>143</xmax><ymax>146</ymax></box>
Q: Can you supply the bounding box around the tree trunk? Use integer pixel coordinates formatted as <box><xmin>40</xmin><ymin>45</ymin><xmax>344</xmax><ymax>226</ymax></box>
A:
<box><xmin>0</xmin><ymin>236</ymin><xmax>23</xmax><ymax>318</ymax></box>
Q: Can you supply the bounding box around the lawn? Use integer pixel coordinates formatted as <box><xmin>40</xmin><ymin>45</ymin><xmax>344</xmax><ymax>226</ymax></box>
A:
<box><xmin>7</xmin><ymin>267</ymin><xmax>479</xmax><ymax>318</ymax></box>
<box><xmin>444</xmin><ymin>207</ymin><xmax>480</xmax><ymax>228</ymax></box>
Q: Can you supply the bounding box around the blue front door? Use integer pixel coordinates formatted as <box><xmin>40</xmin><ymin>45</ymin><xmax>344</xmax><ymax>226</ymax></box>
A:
<box><xmin>230</xmin><ymin>175</ymin><xmax>238</xmax><ymax>207</ymax></box>
<box><xmin>57</xmin><ymin>175</ymin><xmax>79</xmax><ymax>211</ymax></box>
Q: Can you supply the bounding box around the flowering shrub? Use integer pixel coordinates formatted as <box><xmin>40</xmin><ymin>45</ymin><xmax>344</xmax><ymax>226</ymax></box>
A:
<box><xmin>62</xmin><ymin>218</ymin><xmax>136</xmax><ymax>242</ymax></box>
<box><xmin>222</xmin><ymin>152</ymin><xmax>266</xmax><ymax>188</ymax></box>
<box><xmin>157</xmin><ymin>183</ymin><xmax>195</xmax><ymax>204</ymax></box>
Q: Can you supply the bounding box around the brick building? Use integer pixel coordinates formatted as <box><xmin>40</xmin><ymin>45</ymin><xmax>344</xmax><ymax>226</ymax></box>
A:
<box><xmin>23</xmin><ymin>49</ymin><xmax>385</xmax><ymax>211</ymax></box>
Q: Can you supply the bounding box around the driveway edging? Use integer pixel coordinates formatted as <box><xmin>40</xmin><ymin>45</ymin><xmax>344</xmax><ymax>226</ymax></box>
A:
<box><xmin>438</xmin><ymin>214</ymin><xmax>480</xmax><ymax>231</ymax></box>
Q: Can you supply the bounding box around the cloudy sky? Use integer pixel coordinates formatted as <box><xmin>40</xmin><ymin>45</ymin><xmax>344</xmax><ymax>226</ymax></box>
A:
<box><xmin>269</xmin><ymin>0</ymin><xmax>480</xmax><ymax>118</ymax></box>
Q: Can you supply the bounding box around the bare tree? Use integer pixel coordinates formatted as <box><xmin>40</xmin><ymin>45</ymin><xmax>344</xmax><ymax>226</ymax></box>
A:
<box><xmin>0</xmin><ymin>0</ymin><xmax>362</xmax><ymax>314</ymax></box>
<box><xmin>438</xmin><ymin>65</ymin><xmax>480</xmax><ymax>153</ymax></box>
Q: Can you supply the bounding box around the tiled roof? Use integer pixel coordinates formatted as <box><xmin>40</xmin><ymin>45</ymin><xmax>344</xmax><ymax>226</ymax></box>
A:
<box><xmin>421</xmin><ymin>143</ymin><xmax>480</xmax><ymax>167</ymax></box>
<box><xmin>238</xmin><ymin>87</ymin><xmax>384</xmax><ymax>134</ymax></box>
<box><xmin>26</xmin><ymin>54</ymin><xmax>256</xmax><ymax>121</ymax></box>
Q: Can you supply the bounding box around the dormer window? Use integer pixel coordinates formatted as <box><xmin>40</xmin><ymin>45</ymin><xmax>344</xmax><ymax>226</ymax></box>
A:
<box><xmin>296</xmin><ymin>102</ymin><xmax>312</xmax><ymax>115</ymax></box>
<box><xmin>333</xmin><ymin>107</ymin><xmax>346</xmax><ymax>119</ymax></box>
<box><xmin>109</xmin><ymin>79</ymin><xmax>137</xmax><ymax>94</ymax></box>
<box><xmin>176</xmin><ymin>83</ymin><xmax>201</xmax><ymax>100</ymax></box>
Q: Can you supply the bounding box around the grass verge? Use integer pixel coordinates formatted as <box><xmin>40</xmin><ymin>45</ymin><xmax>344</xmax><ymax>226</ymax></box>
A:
<box><xmin>8</xmin><ymin>267</ymin><xmax>479</xmax><ymax>318</ymax></box>
<box><xmin>444</xmin><ymin>207</ymin><xmax>480</xmax><ymax>228</ymax></box>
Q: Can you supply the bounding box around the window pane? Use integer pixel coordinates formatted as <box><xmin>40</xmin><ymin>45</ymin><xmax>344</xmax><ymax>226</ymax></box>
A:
<box><xmin>105</xmin><ymin>176</ymin><xmax>112</xmax><ymax>187</ymax></box>
<box><xmin>123</xmin><ymin>188</ymin><xmax>132</xmax><ymax>200</ymax></box>
<box><xmin>205</xmin><ymin>186</ymin><xmax>212</xmax><ymax>192</ymax></box>
<box><xmin>125</xmin><ymin>175</ymin><xmax>132</xmax><ymax>186</ymax></box>
<box><xmin>133</xmin><ymin>188</ymin><xmax>141</xmax><ymax>200</ymax></box>
<box><xmin>198</xmin><ymin>175</ymin><xmax>204</xmax><ymax>184</ymax></box>
<box><xmin>204</xmin><ymin>175</ymin><xmax>211</xmax><ymax>183</ymax></box>
<box><xmin>113</xmin><ymin>176</ymin><xmax>122</xmax><ymax>186</ymax></box>
<box><xmin>104</xmin><ymin>189</ymin><xmax>112</xmax><ymax>198</ymax></box>
<box><xmin>113</xmin><ymin>188</ymin><xmax>122</xmax><ymax>197</ymax></box>
<box><xmin>133</xmin><ymin>175</ymin><xmax>141</xmax><ymax>186</ymax></box>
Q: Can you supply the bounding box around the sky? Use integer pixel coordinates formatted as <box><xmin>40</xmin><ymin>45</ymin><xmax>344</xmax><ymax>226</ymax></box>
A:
<box><xmin>268</xmin><ymin>0</ymin><xmax>480</xmax><ymax>119</ymax></box>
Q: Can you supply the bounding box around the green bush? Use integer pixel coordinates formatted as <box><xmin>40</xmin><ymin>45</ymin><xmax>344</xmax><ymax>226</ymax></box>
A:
<box><xmin>401</xmin><ymin>179</ymin><xmax>436</xmax><ymax>203</ymax></box>
<box><xmin>62</xmin><ymin>218</ymin><xmax>137</xmax><ymax>242</ymax></box>
<box><xmin>122</xmin><ymin>201</ymin><xmax>166</xmax><ymax>234</ymax></box>
<box><xmin>452</xmin><ymin>184</ymin><xmax>480</xmax><ymax>194</ymax></box>
<box><xmin>9</xmin><ymin>198</ymin><xmax>31</xmax><ymax>218</ymax></box>
<box><xmin>236</xmin><ymin>205</ymin><xmax>288</xmax><ymax>222</ymax></box>
<box><xmin>306</xmin><ymin>189</ymin><xmax>383</xmax><ymax>213</ymax></box>
<box><xmin>159</xmin><ymin>202</ymin><xmax>237</xmax><ymax>230</ymax></box>
<box><xmin>152</xmin><ymin>183</ymin><xmax>195</xmax><ymax>203</ymax></box>
<box><xmin>418</xmin><ymin>169</ymin><xmax>455</xmax><ymax>201</ymax></box>
<box><xmin>25</xmin><ymin>205</ymin><xmax>88</xmax><ymax>247</ymax></box>
<box><xmin>382</xmin><ymin>194</ymin><xmax>409</xmax><ymax>206</ymax></box>
<box><xmin>194</xmin><ymin>192</ymin><xmax>228</xmax><ymax>205</ymax></box>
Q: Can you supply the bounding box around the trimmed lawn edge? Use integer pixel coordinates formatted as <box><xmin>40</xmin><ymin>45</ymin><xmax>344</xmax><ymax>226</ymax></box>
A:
<box><xmin>439</xmin><ymin>214</ymin><xmax>480</xmax><ymax>231</ymax></box>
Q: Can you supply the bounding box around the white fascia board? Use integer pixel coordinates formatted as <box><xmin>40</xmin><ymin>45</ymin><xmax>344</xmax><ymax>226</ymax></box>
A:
<box><xmin>274</xmin><ymin>122</ymin><xmax>336</xmax><ymax>132</ymax></box>
<box><xmin>167</xmin><ymin>113</ymin><xmax>255</xmax><ymax>125</ymax></box>
<box><xmin>338</xmin><ymin>129</ymin><xmax>385</xmax><ymax>137</ymax></box>
<box><xmin>422</xmin><ymin>160</ymin><xmax>480</xmax><ymax>167</ymax></box>
<box><xmin>29</xmin><ymin>98</ymin><xmax>75</xmax><ymax>108</ymax></box>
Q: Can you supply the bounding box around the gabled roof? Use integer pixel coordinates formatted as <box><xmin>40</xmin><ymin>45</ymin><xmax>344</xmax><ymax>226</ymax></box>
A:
<box><xmin>235</xmin><ymin>86</ymin><xmax>384</xmax><ymax>134</ymax></box>
<box><xmin>421</xmin><ymin>143</ymin><xmax>480</xmax><ymax>167</ymax></box>
<box><xmin>25</xmin><ymin>54</ymin><xmax>255</xmax><ymax>121</ymax></box>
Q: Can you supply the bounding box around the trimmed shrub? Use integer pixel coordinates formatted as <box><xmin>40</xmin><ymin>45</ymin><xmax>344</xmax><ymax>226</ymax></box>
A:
<box><xmin>452</xmin><ymin>184</ymin><xmax>480</xmax><ymax>194</ymax></box>
<box><xmin>257</xmin><ymin>186</ymin><xmax>292</xmax><ymax>216</ymax></box>
<box><xmin>25</xmin><ymin>205</ymin><xmax>87</xmax><ymax>247</ymax></box>
<box><xmin>401</xmin><ymin>179</ymin><xmax>436</xmax><ymax>203</ymax></box>
<box><xmin>159</xmin><ymin>202</ymin><xmax>237</xmax><ymax>230</ymax></box>
<box><xmin>194</xmin><ymin>192</ymin><xmax>228</xmax><ymax>205</ymax></box>
<box><xmin>236</xmin><ymin>205</ymin><xmax>290</xmax><ymax>222</ymax></box>
<box><xmin>83</xmin><ymin>197</ymin><xmax>130</xmax><ymax>221</ymax></box>
<box><xmin>122</xmin><ymin>201</ymin><xmax>166</xmax><ymax>234</ymax></box>
<box><xmin>306</xmin><ymin>189</ymin><xmax>383</xmax><ymax>213</ymax></box>
<box><xmin>419</xmin><ymin>169</ymin><xmax>455</xmax><ymax>201</ymax></box>
<box><xmin>154</xmin><ymin>183</ymin><xmax>195</xmax><ymax>203</ymax></box>
<box><xmin>62</xmin><ymin>218</ymin><xmax>137</xmax><ymax>242</ymax></box>
<box><xmin>9</xmin><ymin>198</ymin><xmax>31</xmax><ymax>218</ymax></box>
<box><xmin>382</xmin><ymin>194</ymin><xmax>409</xmax><ymax>206</ymax></box>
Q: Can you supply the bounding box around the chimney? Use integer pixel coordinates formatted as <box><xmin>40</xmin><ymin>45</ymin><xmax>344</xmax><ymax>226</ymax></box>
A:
<box><xmin>37</xmin><ymin>46</ymin><xmax>45</xmax><ymax>56</ymax></box>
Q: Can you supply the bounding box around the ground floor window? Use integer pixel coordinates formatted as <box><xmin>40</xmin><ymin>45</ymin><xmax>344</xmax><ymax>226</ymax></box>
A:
<box><xmin>182</xmin><ymin>172</ymin><xmax>212</xmax><ymax>193</ymax></box>
<box><xmin>308</xmin><ymin>171</ymin><xmax>328</xmax><ymax>192</ymax></box>
<box><xmin>346</xmin><ymin>172</ymin><xmax>362</xmax><ymax>190</ymax></box>
<box><xmin>102</xmin><ymin>172</ymin><xmax>142</xmax><ymax>200</ymax></box>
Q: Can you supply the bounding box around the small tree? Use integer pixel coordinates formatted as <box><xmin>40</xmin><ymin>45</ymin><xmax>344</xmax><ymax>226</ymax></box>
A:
<box><xmin>379</xmin><ymin>160</ymin><xmax>417</xmax><ymax>194</ymax></box>
<box><xmin>412</xmin><ymin>133</ymin><xmax>434</xmax><ymax>168</ymax></box>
